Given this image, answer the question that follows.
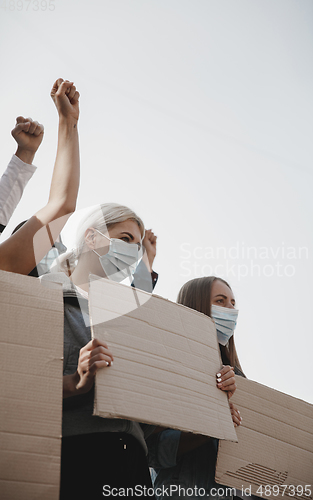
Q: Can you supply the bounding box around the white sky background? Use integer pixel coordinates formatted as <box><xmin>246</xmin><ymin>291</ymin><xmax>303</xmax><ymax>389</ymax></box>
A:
<box><xmin>1</xmin><ymin>0</ymin><xmax>312</xmax><ymax>404</ymax></box>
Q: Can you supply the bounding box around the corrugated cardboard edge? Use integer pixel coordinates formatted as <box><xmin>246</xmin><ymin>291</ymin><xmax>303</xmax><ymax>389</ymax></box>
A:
<box><xmin>0</xmin><ymin>270</ymin><xmax>64</xmax><ymax>500</ymax></box>
<box><xmin>89</xmin><ymin>275</ymin><xmax>238</xmax><ymax>443</ymax></box>
<box><xmin>215</xmin><ymin>376</ymin><xmax>313</xmax><ymax>500</ymax></box>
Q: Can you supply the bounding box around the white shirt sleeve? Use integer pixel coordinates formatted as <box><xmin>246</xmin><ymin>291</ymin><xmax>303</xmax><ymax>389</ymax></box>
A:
<box><xmin>0</xmin><ymin>154</ymin><xmax>37</xmax><ymax>232</ymax></box>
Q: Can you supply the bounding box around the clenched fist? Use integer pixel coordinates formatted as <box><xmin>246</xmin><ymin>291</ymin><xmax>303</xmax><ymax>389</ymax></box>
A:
<box><xmin>142</xmin><ymin>229</ymin><xmax>157</xmax><ymax>272</ymax></box>
<box><xmin>50</xmin><ymin>78</ymin><xmax>80</xmax><ymax>123</ymax></box>
<box><xmin>12</xmin><ymin>116</ymin><xmax>44</xmax><ymax>164</ymax></box>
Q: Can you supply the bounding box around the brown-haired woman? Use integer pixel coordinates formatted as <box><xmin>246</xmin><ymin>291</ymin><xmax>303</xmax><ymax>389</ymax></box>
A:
<box><xmin>148</xmin><ymin>276</ymin><xmax>244</xmax><ymax>500</ymax></box>
<box><xmin>178</xmin><ymin>276</ymin><xmax>244</xmax><ymax>377</ymax></box>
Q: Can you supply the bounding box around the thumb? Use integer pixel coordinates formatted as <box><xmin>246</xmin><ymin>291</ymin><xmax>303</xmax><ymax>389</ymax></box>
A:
<box><xmin>50</xmin><ymin>78</ymin><xmax>64</xmax><ymax>99</ymax></box>
<box><xmin>56</xmin><ymin>80</ymin><xmax>74</xmax><ymax>98</ymax></box>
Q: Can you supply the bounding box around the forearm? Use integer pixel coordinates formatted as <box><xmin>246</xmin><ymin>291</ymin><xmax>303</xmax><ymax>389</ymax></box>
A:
<box><xmin>0</xmin><ymin>155</ymin><xmax>36</xmax><ymax>228</ymax></box>
<box><xmin>63</xmin><ymin>372</ymin><xmax>80</xmax><ymax>399</ymax></box>
<box><xmin>15</xmin><ymin>147</ymin><xmax>36</xmax><ymax>165</ymax></box>
<box><xmin>47</xmin><ymin>117</ymin><xmax>80</xmax><ymax>214</ymax></box>
<box><xmin>142</xmin><ymin>252</ymin><xmax>152</xmax><ymax>273</ymax></box>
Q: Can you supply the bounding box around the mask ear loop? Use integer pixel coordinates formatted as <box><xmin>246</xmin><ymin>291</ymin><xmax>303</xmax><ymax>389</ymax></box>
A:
<box><xmin>92</xmin><ymin>229</ymin><xmax>110</xmax><ymax>258</ymax></box>
<box><xmin>95</xmin><ymin>228</ymin><xmax>111</xmax><ymax>241</ymax></box>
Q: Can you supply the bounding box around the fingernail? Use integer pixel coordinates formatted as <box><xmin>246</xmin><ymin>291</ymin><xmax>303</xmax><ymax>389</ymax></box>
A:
<box><xmin>216</xmin><ymin>373</ymin><xmax>221</xmax><ymax>378</ymax></box>
<box><xmin>217</xmin><ymin>378</ymin><xmax>222</xmax><ymax>383</ymax></box>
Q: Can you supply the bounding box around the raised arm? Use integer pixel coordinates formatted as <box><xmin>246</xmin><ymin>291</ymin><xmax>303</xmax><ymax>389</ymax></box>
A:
<box><xmin>0</xmin><ymin>78</ymin><xmax>80</xmax><ymax>274</ymax></box>
<box><xmin>45</xmin><ymin>78</ymin><xmax>80</xmax><ymax>218</ymax></box>
<box><xmin>131</xmin><ymin>229</ymin><xmax>158</xmax><ymax>292</ymax></box>
<box><xmin>0</xmin><ymin>117</ymin><xmax>44</xmax><ymax>235</ymax></box>
<box><xmin>13</xmin><ymin>115</ymin><xmax>44</xmax><ymax>165</ymax></box>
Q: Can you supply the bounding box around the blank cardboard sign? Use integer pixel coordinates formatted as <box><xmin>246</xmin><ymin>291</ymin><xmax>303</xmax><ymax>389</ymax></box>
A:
<box><xmin>216</xmin><ymin>376</ymin><xmax>313</xmax><ymax>500</ymax></box>
<box><xmin>89</xmin><ymin>277</ymin><xmax>237</xmax><ymax>442</ymax></box>
<box><xmin>0</xmin><ymin>270</ymin><xmax>63</xmax><ymax>500</ymax></box>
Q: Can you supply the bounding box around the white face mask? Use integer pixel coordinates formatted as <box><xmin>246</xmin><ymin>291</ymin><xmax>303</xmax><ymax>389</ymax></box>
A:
<box><xmin>210</xmin><ymin>304</ymin><xmax>239</xmax><ymax>346</ymax></box>
<box><xmin>93</xmin><ymin>229</ymin><xmax>141</xmax><ymax>282</ymax></box>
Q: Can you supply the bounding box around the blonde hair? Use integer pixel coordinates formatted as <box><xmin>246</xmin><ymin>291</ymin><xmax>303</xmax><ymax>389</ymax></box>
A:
<box><xmin>52</xmin><ymin>203</ymin><xmax>145</xmax><ymax>276</ymax></box>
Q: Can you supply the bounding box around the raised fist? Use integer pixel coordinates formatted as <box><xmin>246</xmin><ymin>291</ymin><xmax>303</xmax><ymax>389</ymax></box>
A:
<box><xmin>50</xmin><ymin>78</ymin><xmax>80</xmax><ymax>122</ymax></box>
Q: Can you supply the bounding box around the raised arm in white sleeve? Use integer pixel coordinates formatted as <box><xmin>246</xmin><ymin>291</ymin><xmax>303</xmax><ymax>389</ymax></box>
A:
<box><xmin>0</xmin><ymin>79</ymin><xmax>80</xmax><ymax>275</ymax></box>
<box><xmin>0</xmin><ymin>116</ymin><xmax>44</xmax><ymax>235</ymax></box>
<box><xmin>0</xmin><ymin>154</ymin><xmax>36</xmax><ymax>234</ymax></box>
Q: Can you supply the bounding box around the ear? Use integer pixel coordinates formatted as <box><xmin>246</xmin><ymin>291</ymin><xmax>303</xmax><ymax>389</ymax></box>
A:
<box><xmin>84</xmin><ymin>227</ymin><xmax>97</xmax><ymax>250</ymax></box>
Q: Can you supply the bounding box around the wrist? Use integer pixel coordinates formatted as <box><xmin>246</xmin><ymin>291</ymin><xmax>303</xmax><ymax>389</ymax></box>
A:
<box><xmin>15</xmin><ymin>147</ymin><xmax>35</xmax><ymax>165</ymax></box>
<box><xmin>58</xmin><ymin>117</ymin><xmax>79</xmax><ymax>140</ymax></box>
<box><xmin>58</xmin><ymin>115</ymin><xmax>79</xmax><ymax>130</ymax></box>
<box><xmin>63</xmin><ymin>371</ymin><xmax>80</xmax><ymax>398</ymax></box>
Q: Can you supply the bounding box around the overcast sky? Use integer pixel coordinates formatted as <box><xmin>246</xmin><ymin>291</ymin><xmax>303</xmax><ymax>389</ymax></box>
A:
<box><xmin>1</xmin><ymin>0</ymin><xmax>312</xmax><ymax>403</ymax></box>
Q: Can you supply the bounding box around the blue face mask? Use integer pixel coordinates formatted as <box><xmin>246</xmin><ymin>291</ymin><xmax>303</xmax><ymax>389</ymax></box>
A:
<box><xmin>210</xmin><ymin>304</ymin><xmax>239</xmax><ymax>346</ymax></box>
<box><xmin>93</xmin><ymin>229</ymin><xmax>141</xmax><ymax>282</ymax></box>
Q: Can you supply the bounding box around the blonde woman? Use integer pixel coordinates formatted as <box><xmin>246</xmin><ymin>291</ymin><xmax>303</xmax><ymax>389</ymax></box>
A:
<box><xmin>42</xmin><ymin>203</ymin><xmax>157</xmax><ymax>499</ymax></box>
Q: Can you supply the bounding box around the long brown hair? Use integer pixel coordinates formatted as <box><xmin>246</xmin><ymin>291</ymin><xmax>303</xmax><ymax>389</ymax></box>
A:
<box><xmin>177</xmin><ymin>276</ymin><xmax>244</xmax><ymax>375</ymax></box>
